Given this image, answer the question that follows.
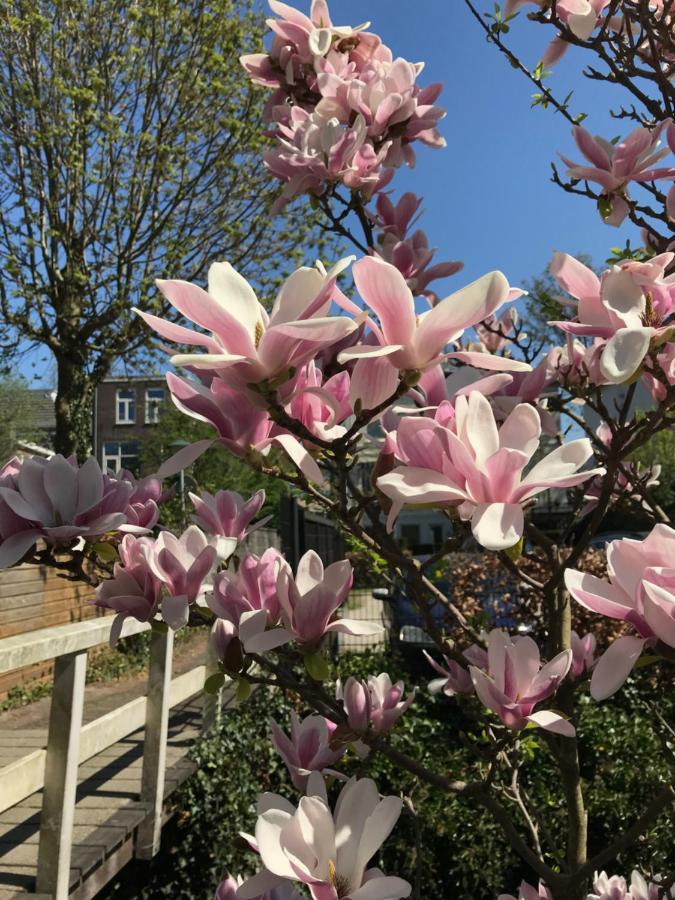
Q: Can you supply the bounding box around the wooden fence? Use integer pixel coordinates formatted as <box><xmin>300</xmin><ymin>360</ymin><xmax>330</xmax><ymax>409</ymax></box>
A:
<box><xmin>0</xmin><ymin>615</ymin><xmax>221</xmax><ymax>899</ymax></box>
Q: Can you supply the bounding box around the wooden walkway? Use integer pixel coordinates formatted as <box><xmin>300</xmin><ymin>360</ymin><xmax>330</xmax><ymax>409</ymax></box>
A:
<box><xmin>0</xmin><ymin>618</ymin><xmax>228</xmax><ymax>900</ymax></box>
<box><xmin>0</xmin><ymin>697</ymin><xmax>205</xmax><ymax>899</ymax></box>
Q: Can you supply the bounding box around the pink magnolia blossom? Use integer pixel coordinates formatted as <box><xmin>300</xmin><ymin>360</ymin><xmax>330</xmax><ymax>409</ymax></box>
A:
<box><xmin>165</xmin><ymin>373</ymin><xmax>324</xmax><ymax>485</ymax></box>
<box><xmin>237</xmin><ymin>773</ymin><xmax>411</xmax><ymax>900</ymax></box>
<box><xmin>189</xmin><ymin>489</ymin><xmax>268</xmax><ymax>560</ymax></box>
<box><xmin>95</xmin><ymin>534</ymin><xmax>162</xmax><ymax>646</ymax></box>
<box><xmin>147</xmin><ymin>526</ymin><xmax>217</xmax><ymax>629</ymax></box>
<box><xmin>499</xmin><ymin>880</ymin><xmax>553</xmax><ymax>900</ymax></box>
<box><xmin>265</xmin><ymin>109</ymin><xmax>391</xmax><ymax>211</ymax></box>
<box><xmin>565</xmin><ymin>525</ymin><xmax>675</xmax><ymax>698</ymax></box>
<box><xmin>570</xmin><ymin>630</ymin><xmax>597</xmax><ymax>679</ymax></box>
<box><xmin>549</xmin><ymin>251</ymin><xmax>675</xmax><ymax>384</ymax></box>
<box><xmin>209</xmin><ymin>608</ymin><xmax>291</xmax><ymax>662</ymax></box>
<box><xmin>336</xmin><ymin>673</ymin><xmax>415</xmax><ymax>734</ymax></box>
<box><xmin>276</xmin><ymin>550</ymin><xmax>382</xmax><ymax>644</ymax></box>
<box><xmin>278</xmin><ymin>361</ymin><xmax>352</xmax><ymax>443</ymax></box>
<box><xmin>506</xmin><ymin>0</ymin><xmax>611</xmax><ymax>66</ymax></box>
<box><xmin>469</xmin><ymin>629</ymin><xmax>575</xmax><ymax>735</ymax></box>
<box><xmin>422</xmin><ymin>650</ymin><xmax>475</xmax><ymax>696</ymax></box>
<box><xmin>589</xmin><ymin>870</ymin><xmax>669</xmax><ymax>900</ymax></box>
<box><xmin>137</xmin><ymin>257</ymin><xmax>356</xmax><ymax>389</ymax></box>
<box><xmin>270</xmin><ymin>712</ymin><xmax>345</xmax><ymax>789</ymax></box>
<box><xmin>0</xmin><ymin>455</ymin><xmax>159</xmax><ymax>569</ymax></box>
<box><xmin>337</xmin><ymin>256</ymin><xmax>524</xmax><ymax>376</ymax></box>
<box><xmin>214</xmin><ymin>873</ymin><xmax>300</xmax><ymax>900</ymax></box>
<box><xmin>373</xmin><ymin>192</ymin><xmax>462</xmax><ymax>302</ymax></box>
<box><xmin>561</xmin><ymin>122</ymin><xmax>675</xmax><ymax>226</ymax></box>
<box><xmin>209</xmin><ymin>549</ymin><xmax>285</xmax><ymax>627</ymax></box>
<box><xmin>377</xmin><ymin>391</ymin><xmax>602</xmax><ymax>550</ymax></box>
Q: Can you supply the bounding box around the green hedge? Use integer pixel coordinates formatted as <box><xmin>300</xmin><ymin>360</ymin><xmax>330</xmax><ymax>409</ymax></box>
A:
<box><xmin>98</xmin><ymin>651</ymin><xmax>675</xmax><ymax>900</ymax></box>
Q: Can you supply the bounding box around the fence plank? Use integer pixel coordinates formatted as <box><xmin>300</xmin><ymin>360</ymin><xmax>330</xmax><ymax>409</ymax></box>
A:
<box><xmin>135</xmin><ymin>628</ymin><xmax>174</xmax><ymax>860</ymax></box>
<box><xmin>35</xmin><ymin>650</ymin><xmax>87</xmax><ymax>899</ymax></box>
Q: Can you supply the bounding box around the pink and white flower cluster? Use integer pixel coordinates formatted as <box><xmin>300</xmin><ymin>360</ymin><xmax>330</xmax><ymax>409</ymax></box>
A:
<box><xmin>208</xmin><ymin>549</ymin><xmax>382</xmax><ymax>664</ymax></box>
<box><xmin>377</xmin><ymin>391</ymin><xmax>602</xmax><ymax>550</ymax></box>
<box><xmin>238</xmin><ymin>772</ymin><xmax>411</xmax><ymax>900</ymax></box>
<box><xmin>241</xmin><ymin>0</ymin><xmax>445</xmax><ymax>210</ymax></box>
<box><xmin>336</xmin><ymin>673</ymin><xmax>415</xmax><ymax>736</ymax></box>
<box><xmin>95</xmin><ymin>488</ymin><xmax>272</xmax><ymax>639</ymax></box>
<box><xmin>549</xmin><ymin>251</ymin><xmax>675</xmax><ymax>387</ymax></box>
<box><xmin>566</xmin><ymin>524</ymin><xmax>675</xmax><ymax>699</ymax></box>
<box><xmin>138</xmin><ymin>251</ymin><xmax>530</xmax><ymax>485</ymax></box>
<box><xmin>0</xmin><ymin>455</ymin><xmax>166</xmax><ymax>569</ymax></box>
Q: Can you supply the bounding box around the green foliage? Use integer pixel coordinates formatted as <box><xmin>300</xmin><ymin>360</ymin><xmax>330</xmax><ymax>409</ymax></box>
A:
<box><xmin>0</xmin><ymin>0</ymin><xmax>330</xmax><ymax>455</ymax></box>
<box><xmin>0</xmin><ymin>376</ymin><xmax>47</xmax><ymax>459</ymax></box>
<box><xmin>97</xmin><ymin>651</ymin><xmax>675</xmax><ymax>899</ymax></box>
<box><xmin>139</xmin><ymin>400</ymin><xmax>286</xmax><ymax>530</ymax></box>
<box><xmin>630</xmin><ymin>428</ymin><xmax>675</xmax><ymax>515</ymax></box>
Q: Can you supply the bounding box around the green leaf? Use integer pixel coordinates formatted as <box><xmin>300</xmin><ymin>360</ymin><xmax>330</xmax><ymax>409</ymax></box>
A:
<box><xmin>204</xmin><ymin>672</ymin><xmax>225</xmax><ymax>694</ymax></box>
<box><xmin>304</xmin><ymin>652</ymin><xmax>330</xmax><ymax>681</ymax></box>
<box><xmin>236</xmin><ymin>678</ymin><xmax>252</xmax><ymax>702</ymax></box>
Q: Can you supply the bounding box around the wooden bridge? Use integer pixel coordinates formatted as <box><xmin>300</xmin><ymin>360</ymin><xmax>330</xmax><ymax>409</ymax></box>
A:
<box><xmin>0</xmin><ymin>616</ymin><xmax>227</xmax><ymax>900</ymax></box>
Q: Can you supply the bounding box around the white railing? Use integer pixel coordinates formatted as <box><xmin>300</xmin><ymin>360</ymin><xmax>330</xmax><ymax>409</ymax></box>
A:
<box><xmin>0</xmin><ymin>615</ymin><xmax>220</xmax><ymax>900</ymax></box>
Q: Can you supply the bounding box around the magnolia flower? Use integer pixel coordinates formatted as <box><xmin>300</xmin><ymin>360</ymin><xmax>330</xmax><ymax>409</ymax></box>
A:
<box><xmin>237</xmin><ymin>773</ymin><xmax>411</xmax><ymax>900</ymax></box>
<box><xmin>278</xmin><ymin>361</ymin><xmax>352</xmax><ymax>444</ymax></box>
<box><xmin>0</xmin><ymin>455</ymin><xmax>157</xmax><ymax>568</ymax></box>
<box><xmin>189</xmin><ymin>489</ymin><xmax>268</xmax><ymax>560</ymax></box>
<box><xmin>214</xmin><ymin>873</ymin><xmax>300</xmax><ymax>900</ymax></box>
<box><xmin>209</xmin><ymin>549</ymin><xmax>285</xmax><ymax>632</ymax></box>
<box><xmin>276</xmin><ymin>550</ymin><xmax>383</xmax><ymax>644</ymax></box>
<box><xmin>377</xmin><ymin>391</ymin><xmax>602</xmax><ymax>550</ymax></box>
<box><xmin>423</xmin><ymin>650</ymin><xmax>474</xmax><ymax>696</ymax></box>
<box><xmin>469</xmin><ymin>629</ymin><xmax>574</xmax><ymax>735</ymax></box>
<box><xmin>147</xmin><ymin>526</ymin><xmax>217</xmax><ymax>629</ymax></box>
<box><xmin>271</xmin><ymin>712</ymin><xmax>345</xmax><ymax>789</ymax></box>
<box><xmin>561</xmin><ymin>122</ymin><xmax>675</xmax><ymax>226</ymax></box>
<box><xmin>499</xmin><ymin>879</ymin><xmax>553</xmax><ymax>900</ymax></box>
<box><xmin>336</xmin><ymin>674</ymin><xmax>415</xmax><ymax>733</ymax></box>
<box><xmin>165</xmin><ymin>373</ymin><xmax>324</xmax><ymax>484</ymax></box>
<box><xmin>265</xmin><ymin>109</ymin><xmax>391</xmax><ymax>211</ymax></box>
<box><xmin>570</xmin><ymin>630</ymin><xmax>597</xmax><ymax>679</ymax></box>
<box><xmin>566</xmin><ymin>525</ymin><xmax>675</xmax><ymax>698</ymax></box>
<box><xmin>95</xmin><ymin>535</ymin><xmax>162</xmax><ymax>646</ymax></box>
<box><xmin>338</xmin><ymin>256</ymin><xmax>527</xmax><ymax>376</ymax></box>
<box><xmin>137</xmin><ymin>257</ymin><xmax>356</xmax><ymax>388</ymax></box>
<box><xmin>550</xmin><ymin>251</ymin><xmax>675</xmax><ymax>383</ymax></box>
<box><xmin>588</xmin><ymin>870</ymin><xmax>669</xmax><ymax>900</ymax></box>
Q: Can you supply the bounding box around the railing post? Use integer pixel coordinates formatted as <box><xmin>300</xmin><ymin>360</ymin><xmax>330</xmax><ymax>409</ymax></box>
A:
<box><xmin>201</xmin><ymin>637</ymin><xmax>222</xmax><ymax>735</ymax></box>
<box><xmin>36</xmin><ymin>649</ymin><xmax>87</xmax><ymax>900</ymax></box>
<box><xmin>136</xmin><ymin>626</ymin><xmax>174</xmax><ymax>860</ymax></box>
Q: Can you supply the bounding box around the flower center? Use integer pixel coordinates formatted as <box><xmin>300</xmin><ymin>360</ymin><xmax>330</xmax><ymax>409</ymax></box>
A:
<box><xmin>254</xmin><ymin>321</ymin><xmax>264</xmax><ymax>348</ymax></box>
<box><xmin>328</xmin><ymin>860</ymin><xmax>351</xmax><ymax>897</ymax></box>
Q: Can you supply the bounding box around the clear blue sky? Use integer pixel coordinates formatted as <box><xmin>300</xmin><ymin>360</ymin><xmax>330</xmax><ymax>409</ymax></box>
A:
<box><xmin>326</xmin><ymin>0</ymin><xmax>639</xmax><ymax>289</ymax></box>
<box><xmin>21</xmin><ymin>0</ymin><xmax>640</xmax><ymax>386</ymax></box>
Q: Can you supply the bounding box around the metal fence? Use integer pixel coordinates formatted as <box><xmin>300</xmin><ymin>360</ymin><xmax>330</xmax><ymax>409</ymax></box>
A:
<box><xmin>334</xmin><ymin>587</ymin><xmax>389</xmax><ymax>655</ymax></box>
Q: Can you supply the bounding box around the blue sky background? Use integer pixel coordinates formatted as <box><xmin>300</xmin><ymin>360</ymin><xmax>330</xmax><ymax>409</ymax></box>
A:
<box><xmin>22</xmin><ymin>0</ymin><xmax>643</xmax><ymax>385</ymax></box>
<box><xmin>325</xmin><ymin>0</ymin><xmax>640</xmax><ymax>288</ymax></box>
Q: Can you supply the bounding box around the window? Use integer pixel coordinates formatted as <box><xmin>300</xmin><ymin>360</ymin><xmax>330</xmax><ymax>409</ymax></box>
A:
<box><xmin>145</xmin><ymin>387</ymin><xmax>165</xmax><ymax>424</ymax></box>
<box><xmin>102</xmin><ymin>441</ymin><xmax>139</xmax><ymax>474</ymax></box>
<box><xmin>116</xmin><ymin>389</ymin><xmax>135</xmax><ymax>424</ymax></box>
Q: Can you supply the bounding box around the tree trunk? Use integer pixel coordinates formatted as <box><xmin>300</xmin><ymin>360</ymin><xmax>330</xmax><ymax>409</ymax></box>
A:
<box><xmin>54</xmin><ymin>354</ymin><xmax>95</xmax><ymax>461</ymax></box>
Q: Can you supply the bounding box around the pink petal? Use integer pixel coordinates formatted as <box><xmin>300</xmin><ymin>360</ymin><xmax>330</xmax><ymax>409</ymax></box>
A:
<box><xmin>590</xmin><ymin>635</ymin><xmax>646</xmax><ymax>700</ymax></box>
<box><xmin>352</xmin><ymin>256</ymin><xmax>416</xmax><ymax>347</ymax></box>
<box><xmin>470</xmin><ymin>502</ymin><xmax>524</xmax><ymax>551</ymax></box>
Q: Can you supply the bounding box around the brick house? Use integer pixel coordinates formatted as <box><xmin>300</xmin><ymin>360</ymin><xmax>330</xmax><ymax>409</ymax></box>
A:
<box><xmin>92</xmin><ymin>376</ymin><xmax>167</xmax><ymax>474</ymax></box>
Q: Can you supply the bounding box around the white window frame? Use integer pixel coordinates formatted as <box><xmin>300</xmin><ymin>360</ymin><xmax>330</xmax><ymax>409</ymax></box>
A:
<box><xmin>102</xmin><ymin>441</ymin><xmax>139</xmax><ymax>474</ymax></box>
<box><xmin>116</xmin><ymin>388</ymin><xmax>136</xmax><ymax>424</ymax></box>
<box><xmin>145</xmin><ymin>387</ymin><xmax>165</xmax><ymax>424</ymax></box>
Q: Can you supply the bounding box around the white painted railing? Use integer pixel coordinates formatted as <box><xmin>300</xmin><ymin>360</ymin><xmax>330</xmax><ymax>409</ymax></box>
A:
<box><xmin>0</xmin><ymin>615</ymin><xmax>220</xmax><ymax>899</ymax></box>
